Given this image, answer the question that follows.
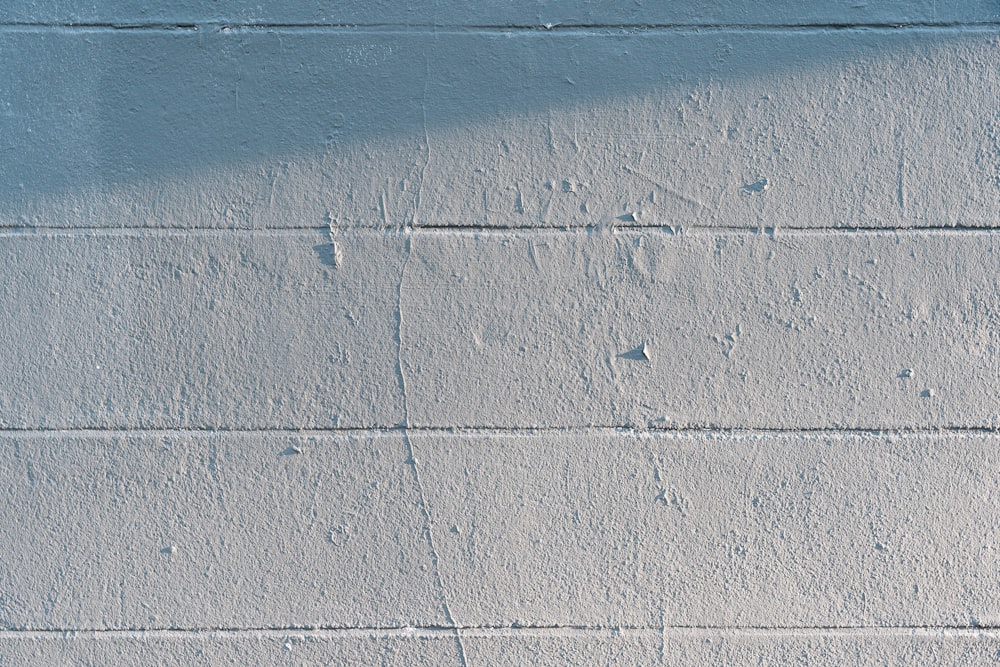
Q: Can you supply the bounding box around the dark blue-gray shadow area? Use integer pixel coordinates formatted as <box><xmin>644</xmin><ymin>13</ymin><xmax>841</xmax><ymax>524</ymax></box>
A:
<box><xmin>0</xmin><ymin>24</ymin><xmax>996</xmax><ymax>205</ymax></box>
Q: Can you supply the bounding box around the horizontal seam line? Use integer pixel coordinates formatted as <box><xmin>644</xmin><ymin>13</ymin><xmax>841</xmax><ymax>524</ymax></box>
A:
<box><xmin>2</xmin><ymin>623</ymin><xmax>999</xmax><ymax>631</ymax></box>
<box><xmin>1</xmin><ymin>426</ymin><xmax>998</xmax><ymax>436</ymax></box>
<box><xmin>411</xmin><ymin>224</ymin><xmax>1000</xmax><ymax>234</ymax></box>
<box><xmin>4</xmin><ymin>225</ymin><xmax>1000</xmax><ymax>236</ymax></box>
<box><xmin>0</xmin><ymin>22</ymin><xmax>998</xmax><ymax>32</ymax></box>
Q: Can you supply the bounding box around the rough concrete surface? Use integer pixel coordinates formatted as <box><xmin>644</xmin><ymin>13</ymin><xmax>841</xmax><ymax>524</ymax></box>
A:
<box><xmin>2</xmin><ymin>29</ymin><xmax>999</xmax><ymax>230</ymax></box>
<box><xmin>2</xmin><ymin>629</ymin><xmax>998</xmax><ymax>666</ymax></box>
<box><xmin>2</xmin><ymin>2</ymin><xmax>999</xmax><ymax>664</ymax></box>
<box><xmin>3</xmin><ymin>0</ymin><xmax>999</xmax><ymax>26</ymax></box>
<box><xmin>665</xmin><ymin>629</ymin><xmax>1000</xmax><ymax>665</ymax></box>
<box><xmin>0</xmin><ymin>432</ymin><xmax>445</xmax><ymax>629</ymax></box>
<box><xmin>1</xmin><ymin>229</ymin><xmax>999</xmax><ymax>430</ymax></box>
<box><xmin>1</xmin><ymin>431</ymin><xmax>996</xmax><ymax>630</ymax></box>
<box><xmin>0</xmin><ymin>230</ymin><xmax>406</xmax><ymax>429</ymax></box>
<box><xmin>416</xmin><ymin>431</ymin><xmax>999</xmax><ymax>628</ymax></box>
<box><xmin>0</xmin><ymin>631</ymin><xmax>463</xmax><ymax>667</ymax></box>
<box><xmin>402</xmin><ymin>229</ymin><xmax>1000</xmax><ymax>429</ymax></box>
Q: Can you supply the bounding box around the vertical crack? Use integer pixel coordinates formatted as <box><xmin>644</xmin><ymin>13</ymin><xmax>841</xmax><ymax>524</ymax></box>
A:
<box><xmin>896</xmin><ymin>125</ymin><xmax>906</xmax><ymax>218</ymax></box>
<box><xmin>412</xmin><ymin>39</ymin><xmax>434</xmax><ymax>227</ymax></box>
<box><xmin>397</xmin><ymin>229</ymin><xmax>470</xmax><ymax>667</ymax></box>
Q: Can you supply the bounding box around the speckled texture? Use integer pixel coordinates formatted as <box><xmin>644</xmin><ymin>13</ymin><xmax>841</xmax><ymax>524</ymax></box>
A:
<box><xmin>415</xmin><ymin>431</ymin><xmax>1000</xmax><ymax>628</ymax></box>
<box><xmin>1</xmin><ymin>431</ymin><xmax>996</xmax><ymax>632</ymax></box>
<box><xmin>1</xmin><ymin>229</ymin><xmax>997</xmax><ymax>430</ymax></box>
<box><xmin>2</xmin><ymin>2</ymin><xmax>998</xmax><ymax>663</ymax></box>
<box><xmin>2</xmin><ymin>29</ymin><xmax>998</xmax><ymax>230</ymax></box>
<box><xmin>0</xmin><ymin>432</ymin><xmax>444</xmax><ymax>629</ymax></box>
<box><xmin>403</xmin><ymin>229</ymin><xmax>1000</xmax><ymax>429</ymax></box>
<box><xmin>0</xmin><ymin>230</ymin><xmax>406</xmax><ymax>429</ymax></box>
<box><xmin>3</xmin><ymin>0</ymin><xmax>998</xmax><ymax>25</ymax></box>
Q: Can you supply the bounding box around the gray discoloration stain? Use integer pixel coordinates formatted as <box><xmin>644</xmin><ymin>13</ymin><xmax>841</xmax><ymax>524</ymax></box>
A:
<box><xmin>514</xmin><ymin>184</ymin><xmax>525</xmax><ymax>214</ymax></box>
<box><xmin>741</xmin><ymin>178</ymin><xmax>770</xmax><ymax>195</ymax></box>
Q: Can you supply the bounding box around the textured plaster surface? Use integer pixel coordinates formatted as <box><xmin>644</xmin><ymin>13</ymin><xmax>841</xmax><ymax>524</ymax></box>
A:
<box><xmin>2</xmin><ymin>2</ymin><xmax>998</xmax><ymax>663</ymax></box>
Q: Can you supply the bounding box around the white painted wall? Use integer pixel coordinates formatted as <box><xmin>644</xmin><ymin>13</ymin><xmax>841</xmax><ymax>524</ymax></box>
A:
<box><xmin>2</xmin><ymin>2</ymin><xmax>999</xmax><ymax>664</ymax></box>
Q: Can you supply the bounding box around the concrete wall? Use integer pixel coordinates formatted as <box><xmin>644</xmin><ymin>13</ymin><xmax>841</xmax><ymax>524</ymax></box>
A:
<box><xmin>2</xmin><ymin>2</ymin><xmax>999</xmax><ymax>664</ymax></box>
